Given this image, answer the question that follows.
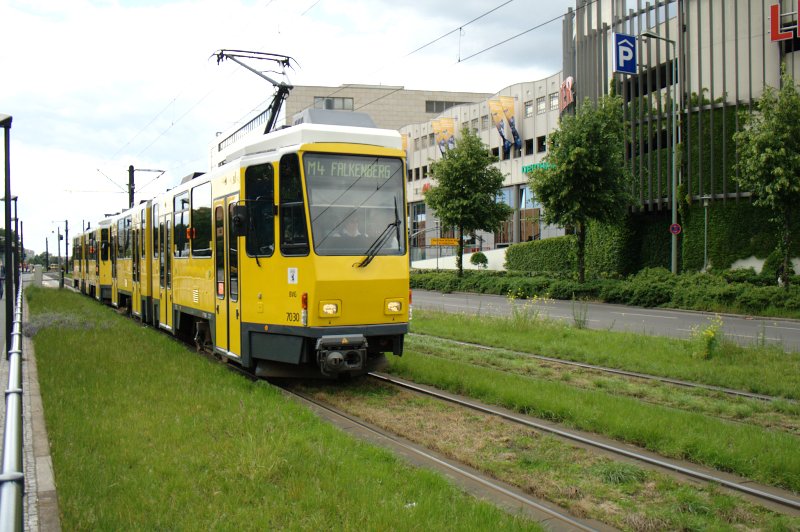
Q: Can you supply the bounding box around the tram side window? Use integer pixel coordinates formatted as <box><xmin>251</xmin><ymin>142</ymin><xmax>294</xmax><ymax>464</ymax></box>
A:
<box><xmin>215</xmin><ymin>206</ymin><xmax>224</xmax><ymax>298</ymax></box>
<box><xmin>279</xmin><ymin>154</ymin><xmax>309</xmax><ymax>256</ymax></box>
<box><xmin>118</xmin><ymin>217</ymin><xmax>132</xmax><ymax>259</ymax></box>
<box><xmin>152</xmin><ymin>204</ymin><xmax>159</xmax><ymax>259</ymax></box>
<box><xmin>245</xmin><ymin>163</ymin><xmax>275</xmax><ymax>256</ymax></box>
<box><xmin>191</xmin><ymin>182</ymin><xmax>212</xmax><ymax>257</ymax></box>
<box><xmin>166</xmin><ymin>219</ymin><xmax>172</xmax><ymax>287</ymax></box>
<box><xmin>159</xmin><ymin>218</ymin><xmax>165</xmax><ymax>287</ymax></box>
<box><xmin>124</xmin><ymin>217</ymin><xmax>132</xmax><ymax>258</ymax></box>
<box><xmin>174</xmin><ymin>192</ymin><xmax>190</xmax><ymax>258</ymax></box>
<box><xmin>101</xmin><ymin>228</ymin><xmax>109</xmax><ymax>261</ymax></box>
<box><xmin>141</xmin><ymin>208</ymin><xmax>147</xmax><ymax>259</ymax></box>
<box><xmin>228</xmin><ymin>203</ymin><xmax>239</xmax><ymax>301</ymax></box>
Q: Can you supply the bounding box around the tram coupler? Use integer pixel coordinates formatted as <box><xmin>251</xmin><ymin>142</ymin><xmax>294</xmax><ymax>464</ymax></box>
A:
<box><xmin>316</xmin><ymin>334</ymin><xmax>368</xmax><ymax>376</ymax></box>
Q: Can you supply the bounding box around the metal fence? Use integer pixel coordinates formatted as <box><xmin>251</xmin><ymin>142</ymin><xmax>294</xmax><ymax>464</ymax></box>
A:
<box><xmin>0</xmin><ymin>284</ymin><xmax>24</xmax><ymax>531</ymax></box>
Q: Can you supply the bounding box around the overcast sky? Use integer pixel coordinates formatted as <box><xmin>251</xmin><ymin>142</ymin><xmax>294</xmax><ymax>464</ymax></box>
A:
<box><xmin>1</xmin><ymin>0</ymin><xmax>576</xmax><ymax>255</ymax></box>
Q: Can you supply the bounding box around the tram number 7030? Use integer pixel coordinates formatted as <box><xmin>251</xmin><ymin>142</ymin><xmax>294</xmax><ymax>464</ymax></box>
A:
<box><xmin>286</xmin><ymin>312</ymin><xmax>300</xmax><ymax>322</ymax></box>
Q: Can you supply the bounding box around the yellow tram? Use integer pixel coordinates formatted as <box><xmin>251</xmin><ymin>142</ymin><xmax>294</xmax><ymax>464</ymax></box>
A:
<box><xmin>74</xmin><ymin>114</ymin><xmax>410</xmax><ymax>378</ymax></box>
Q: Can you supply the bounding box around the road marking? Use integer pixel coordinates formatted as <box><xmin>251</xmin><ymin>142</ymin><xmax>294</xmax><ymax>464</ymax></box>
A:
<box><xmin>764</xmin><ymin>324</ymin><xmax>800</xmax><ymax>332</ymax></box>
<box><xmin>611</xmin><ymin>312</ymin><xmax>677</xmax><ymax>320</ymax></box>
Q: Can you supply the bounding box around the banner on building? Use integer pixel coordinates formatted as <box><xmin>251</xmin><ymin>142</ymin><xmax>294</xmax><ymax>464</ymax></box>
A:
<box><xmin>488</xmin><ymin>99</ymin><xmax>512</xmax><ymax>158</ymax></box>
<box><xmin>431</xmin><ymin>120</ymin><xmax>443</xmax><ymax>154</ymax></box>
<box><xmin>559</xmin><ymin>76</ymin><xmax>575</xmax><ymax>113</ymax></box>
<box><xmin>439</xmin><ymin>117</ymin><xmax>455</xmax><ymax>152</ymax></box>
<box><xmin>499</xmin><ymin>96</ymin><xmax>522</xmax><ymax>151</ymax></box>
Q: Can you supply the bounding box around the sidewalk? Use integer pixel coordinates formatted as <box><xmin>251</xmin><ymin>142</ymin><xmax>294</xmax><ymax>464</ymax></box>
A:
<box><xmin>0</xmin><ymin>277</ymin><xmax>60</xmax><ymax>531</ymax></box>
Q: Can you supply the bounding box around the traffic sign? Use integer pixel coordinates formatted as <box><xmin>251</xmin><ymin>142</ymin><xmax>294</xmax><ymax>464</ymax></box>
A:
<box><xmin>431</xmin><ymin>238</ymin><xmax>459</xmax><ymax>246</ymax></box>
<box><xmin>613</xmin><ymin>33</ymin><xmax>637</xmax><ymax>74</ymax></box>
<box><xmin>669</xmin><ymin>223</ymin><xmax>682</xmax><ymax>235</ymax></box>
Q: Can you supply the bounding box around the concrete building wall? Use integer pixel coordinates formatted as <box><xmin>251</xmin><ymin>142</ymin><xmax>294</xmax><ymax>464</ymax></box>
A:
<box><xmin>401</xmin><ymin>75</ymin><xmax>566</xmax><ymax>261</ymax></box>
<box><xmin>284</xmin><ymin>85</ymin><xmax>492</xmax><ymax>131</ymax></box>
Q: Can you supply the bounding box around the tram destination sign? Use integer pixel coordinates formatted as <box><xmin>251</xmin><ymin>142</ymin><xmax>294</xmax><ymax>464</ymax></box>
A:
<box><xmin>306</xmin><ymin>157</ymin><xmax>397</xmax><ymax>179</ymax></box>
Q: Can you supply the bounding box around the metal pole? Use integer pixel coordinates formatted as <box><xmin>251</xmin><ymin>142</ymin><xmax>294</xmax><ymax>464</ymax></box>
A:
<box><xmin>642</xmin><ymin>32</ymin><xmax>678</xmax><ymax>274</ymax></box>
<box><xmin>45</xmin><ymin>238</ymin><xmax>49</xmax><ymax>270</ymax></box>
<box><xmin>12</xmin><ymin>201</ymin><xmax>18</xmax><ymax>291</ymax></box>
<box><xmin>58</xmin><ymin>227</ymin><xmax>63</xmax><ymax>289</ymax></box>
<box><xmin>128</xmin><ymin>165</ymin><xmax>135</xmax><ymax>209</ymax></box>
<box><xmin>2</xmin><ymin>115</ymin><xmax>12</xmax><ymax>352</ymax></box>
<box><xmin>19</xmin><ymin>221</ymin><xmax>22</xmax><ymax>274</ymax></box>
<box><xmin>61</xmin><ymin>220</ymin><xmax>70</xmax><ymax>288</ymax></box>
<box><xmin>670</xmin><ymin>39</ymin><xmax>678</xmax><ymax>275</ymax></box>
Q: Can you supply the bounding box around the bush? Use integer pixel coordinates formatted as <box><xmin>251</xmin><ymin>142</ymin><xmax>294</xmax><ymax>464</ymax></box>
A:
<box><xmin>469</xmin><ymin>252</ymin><xmax>488</xmax><ymax>269</ymax></box>
<box><xmin>628</xmin><ymin>268</ymin><xmax>677</xmax><ymax>307</ymax></box>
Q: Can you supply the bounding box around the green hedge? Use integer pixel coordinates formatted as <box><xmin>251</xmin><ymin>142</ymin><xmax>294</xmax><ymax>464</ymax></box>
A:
<box><xmin>410</xmin><ymin>268</ymin><xmax>800</xmax><ymax>317</ymax></box>
<box><xmin>504</xmin><ymin>235</ymin><xmax>576</xmax><ymax>274</ymax></box>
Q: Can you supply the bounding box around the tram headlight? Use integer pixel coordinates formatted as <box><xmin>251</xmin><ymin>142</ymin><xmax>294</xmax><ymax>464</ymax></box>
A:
<box><xmin>318</xmin><ymin>300</ymin><xmax>341</xmax><ymax>317</ymax></box>
<box><xmin>384</xmin><ymin>299</ymin><xmax>403</xmax><ymax>315</ymax></box>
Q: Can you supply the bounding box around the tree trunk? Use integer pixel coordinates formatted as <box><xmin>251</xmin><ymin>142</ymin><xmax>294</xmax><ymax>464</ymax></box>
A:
<box><xmin>783</xmin><ymin>211</ymin><xmax>791</xmax><ymax>290</ymax></box>
<box><xmin>577</xmin><ymin>221</ymin><xmax>586</xmax><ymax>283</ymax></box>
<box><xmin>456</xmin><ymin>225</ymin><xmax>464</xmax><ymax>277</ymax></box>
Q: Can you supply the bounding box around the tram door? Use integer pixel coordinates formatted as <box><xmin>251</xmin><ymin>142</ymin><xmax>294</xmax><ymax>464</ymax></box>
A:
<box><xmin>159</xmin><ymin>216</ymin><xmax>173</xmax><ymax>331</ymax></box>
<box><xmin>214</xmin><ymin>195</ymin><xmax>241</xmax><ymax>357</ymax></box>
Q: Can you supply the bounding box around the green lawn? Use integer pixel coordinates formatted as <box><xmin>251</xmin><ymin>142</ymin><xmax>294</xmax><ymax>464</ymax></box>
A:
<box><xmin>396</xmin><ymin>310</ymin><xmax>800</xmax><ymax>492</ymax></box>
<box><xmin>26</xmin><ymin>287</ymin><xmax>542</xmax><ymax>530</ymax></box>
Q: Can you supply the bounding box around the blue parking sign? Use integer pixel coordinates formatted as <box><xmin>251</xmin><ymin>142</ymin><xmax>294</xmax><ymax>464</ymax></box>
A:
<box><xmin>613</xmin><ymin>33</ymin><xmax>637</xmax><ymax>75</ymax></box>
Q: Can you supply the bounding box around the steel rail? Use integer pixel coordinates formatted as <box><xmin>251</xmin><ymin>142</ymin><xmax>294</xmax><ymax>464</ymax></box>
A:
<box><xmin>408</xmin><ymin>332</ymin><xmax>795</xmax><ymax>404</ymax></box>
<box><xmin>370</xmin><ymin>372</ymin><xmax>800</xmax><ymax>513</ymax></box>
<box><xmin>0</xmin><ymin>284</ymin><xmax>25</xmax><ymax>531</ymax></box>
<box><xmin>282</xmin><ymin>385</ymin><xmax>601</xmax><ymax>532</ymax></box>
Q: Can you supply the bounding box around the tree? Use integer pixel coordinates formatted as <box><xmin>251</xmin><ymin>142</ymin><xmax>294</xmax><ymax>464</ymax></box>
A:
<box><xmin>528</xmin><ymin>95</ymin><xmax>632</xmax><ymax>282</ymax></box>
<box><xmin>425</xmin><ymin>127</ymin><xmax>512</xmax><ymax>277</ymax></box>
<box><xmin>734</xmin><ymin>66</ymin><xmax>800</xmax><ymax>289</ymax></box>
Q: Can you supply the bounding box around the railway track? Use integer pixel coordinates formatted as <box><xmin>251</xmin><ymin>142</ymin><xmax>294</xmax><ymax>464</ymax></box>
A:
<box><xmin>279</xmin><ymin>383</ymin><xmax>611</xmax><ymax>532</ymax></box>
<box><xmin>368</xmin><ymin>372</ymin><xmax>800</xmax><ymax>515</ymax></box>
<box><xmin>409</xmin><ymin>332</ymin><xmax>797</xmax><ymax>404</ymax></box>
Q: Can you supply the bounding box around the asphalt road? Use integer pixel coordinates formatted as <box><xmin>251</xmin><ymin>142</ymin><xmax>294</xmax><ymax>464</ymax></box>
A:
<box><xmin>412</xmin><ymin>289</ymin><xmax>800</xmax><ymax>353</ymax></box>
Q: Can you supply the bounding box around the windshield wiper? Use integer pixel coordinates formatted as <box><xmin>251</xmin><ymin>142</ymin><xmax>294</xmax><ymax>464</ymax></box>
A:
<box><xmin>356</xmin><ymin>199</ymin><xmax>401</xmax><ymax>268</ymax></box>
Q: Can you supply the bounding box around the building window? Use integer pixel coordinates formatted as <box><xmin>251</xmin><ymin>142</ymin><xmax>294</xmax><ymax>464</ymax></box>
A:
<box><xmin>407</xmin><ymin>169</ymin><xmax>413</xmax><ymax>182</ymax></box>
<box><xmin>536</xmin><ymin>96</ymin><xmax>546</xmax><ymax>115</ymax></box>
<box><xmin>422</xmin><ymin>165</ymin><xmax>428</xmax><ymax>179</ymax></box>
<box><xmin>428</xmin><ymin>133</ymin><xmax>435</xmax><ymax>147</ymax></box>
<box><xmin>524</xmin><ymin>100</ymin><xmax>534</xmax><ymax>117</ymax></box>
<box><xmin>314</xmin><ymin>96</ymin><xmax>354</xmax><ymax>111</ymax></box>
<box><xmin>491</xmin><ymin>147</ymin><xmax>499</xmax><ymax>158</ymax></box>
<box><xmin>481</xmin><ymin>115</ymin><xmax>490</xmax><ymax>130</ymax></box>
<box><xmin>471</xmin><ymin>118</ymin><xmax>479</xmax><ymax>133</ymax></box>
<box><xmin>550</xmin><ymin>92</ymin><xmax>559</xmax><ymax>111</ymax></box>
<box><xmin>537</xmin><ymin>135</ymin><xmax>547</xmax><ymax>153</ymax></box>
<box><xmin>426</xmin><ymin>100</ymin><xmax>467</xmax><ymax>113</ymax></box>
<box><xmin>525</xmin><ymin>138</ymin><xmax>534</xmax><ymax>155</ymax></box>
<box><xmin>415</xmin><ymin>168</ymin><xmax>420</xmax><ymax>180</ymax></box>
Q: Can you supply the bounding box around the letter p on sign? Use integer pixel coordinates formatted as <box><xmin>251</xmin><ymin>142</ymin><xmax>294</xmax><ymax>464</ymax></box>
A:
<box><xmin>614</xmin><ymin>33</ymin><xmax>637</xmax><ymax>75</ymax></box>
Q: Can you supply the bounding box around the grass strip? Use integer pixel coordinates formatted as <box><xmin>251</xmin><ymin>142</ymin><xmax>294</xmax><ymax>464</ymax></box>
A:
<box><xmin>26</xmin><ymin>287</ymin><xmax>543</xmax><ymax>530</ymax></box>
<box><xmin>411</xmin><ymin>310</ymin><xmax>800</xmax><ymax>399</ymax></box>
<box><xmin>407</xmin><ymin>335</ymin><xmax>800</xmax><ymax>435</ymax></box>
<box><xmin>307</xmin><ymin>381</ymin><xmax>800</xmax><ymax>531</ymax></box>
<box><xmin>388</xmin><ymin>350</ymin><xmax>800</xmax><ymax>493</ymax></box>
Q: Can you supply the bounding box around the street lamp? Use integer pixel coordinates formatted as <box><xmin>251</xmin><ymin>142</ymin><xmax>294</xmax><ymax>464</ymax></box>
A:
<box><xmin>1</xmin><ymin>113</ymin><xmax>12</xmax><ymax>353</ymax></box>
<box><xmin>641</xmin><ymin>31</ymin><xmax>679</xmax><ymax>275</ymax></box>
<box><xmin>52</xmin><ymin>220</ymin><xmax>69</xmax><ymax>289</ymax></box>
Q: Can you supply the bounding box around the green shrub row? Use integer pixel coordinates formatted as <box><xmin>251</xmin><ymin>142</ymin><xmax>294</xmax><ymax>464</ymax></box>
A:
<box><xmin>410</xmin><ymin>267</ymin><xmax>800</xmax><ymax>316</ymax></box>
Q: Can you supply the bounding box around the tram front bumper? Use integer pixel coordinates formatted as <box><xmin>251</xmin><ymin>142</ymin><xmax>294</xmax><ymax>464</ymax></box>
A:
<box><xmin>316</xmin><ymin>334</ymin><xmax>368</xmax><ymax>376</ymax></box>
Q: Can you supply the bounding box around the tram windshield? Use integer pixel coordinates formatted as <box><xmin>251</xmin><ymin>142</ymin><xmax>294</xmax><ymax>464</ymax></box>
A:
<box><xmin>305</xmin><ymin>153</ymin><xmax>406</xmax><ymax>257</ymax></box>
